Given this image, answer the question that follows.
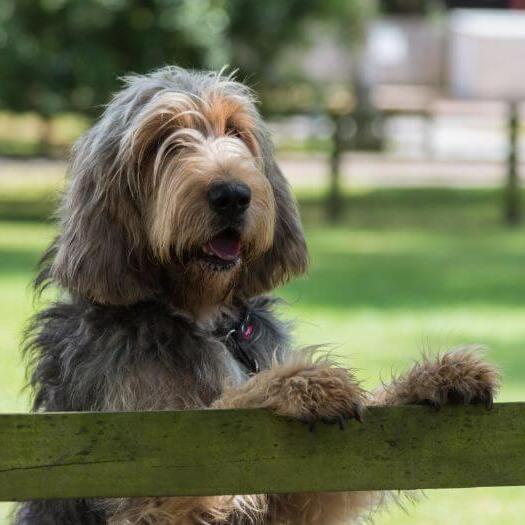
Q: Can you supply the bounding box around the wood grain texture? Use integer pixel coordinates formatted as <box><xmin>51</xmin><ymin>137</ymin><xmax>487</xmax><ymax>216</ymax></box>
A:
<box><xmin>0</xmin><ymin>403</ymin><xmax>524</xmax><ymax>501</ymax></box>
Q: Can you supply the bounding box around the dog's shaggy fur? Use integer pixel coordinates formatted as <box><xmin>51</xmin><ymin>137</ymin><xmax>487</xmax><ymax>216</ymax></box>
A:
<box><xmin>16</xmin><ymin>67</ymin><xmax>501</xmax><ymax>525</ymax></box>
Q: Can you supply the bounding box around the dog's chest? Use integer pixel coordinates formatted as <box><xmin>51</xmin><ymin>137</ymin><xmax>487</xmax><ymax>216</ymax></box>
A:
<box><xmin>53</xmin><ymin>298</ymin><xmax>287</xmax><ymax>412</ymax></box>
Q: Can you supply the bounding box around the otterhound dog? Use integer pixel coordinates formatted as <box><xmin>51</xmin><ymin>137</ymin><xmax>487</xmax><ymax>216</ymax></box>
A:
<box><xmin>16</xmin><ymin>66</ymin><xmax>500</xmax><ymax>524</ymax></box>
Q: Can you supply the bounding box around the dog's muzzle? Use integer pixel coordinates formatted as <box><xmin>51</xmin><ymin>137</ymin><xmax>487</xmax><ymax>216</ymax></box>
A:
<box><xmin>197</xmin><ymin>181</ymin><xmax>252</xmax><ymax>271</ymax></box>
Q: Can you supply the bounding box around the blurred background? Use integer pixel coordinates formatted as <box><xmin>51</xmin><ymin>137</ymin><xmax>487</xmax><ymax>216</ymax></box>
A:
<box><xmin>1</xmin><ymin>0</ymin><xmax>525</xmax><ymax>523</ymax></box>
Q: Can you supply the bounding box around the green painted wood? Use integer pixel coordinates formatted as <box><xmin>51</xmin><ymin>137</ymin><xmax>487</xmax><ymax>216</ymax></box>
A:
<box><xmin>0</xmin><ymin>403</ymin><xmax>524</xmax><ymax>501</ymax></box>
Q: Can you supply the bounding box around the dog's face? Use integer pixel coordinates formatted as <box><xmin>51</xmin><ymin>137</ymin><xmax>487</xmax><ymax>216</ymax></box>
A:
<box><xmin>48</xmin><ymin>67</ymin><xmax>307</xmax><ymax>310</ymax></box>
<box><xmin>139</xmin><ymin>91</ymin><xmax>275</xmax><ymax>278</ymax></box>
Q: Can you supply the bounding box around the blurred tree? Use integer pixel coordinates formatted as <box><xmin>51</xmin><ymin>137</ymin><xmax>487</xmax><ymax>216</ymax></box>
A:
<box><xmin>226</xmin><ymin>0</ymin><xmax>370</xmax><ymax>112</ymax></box>
<box><xmin>0</xmin><ymin>0</ymin><xmax>229</xmax><ymax>150</ymax></box>
<box><xmin>0</xmin><ymin>0</ymin><xmax>370</xmax><ymax>156</ymax></box>
<box><xmin>0</xmin><ymin>0</ymin><xmax>369</xmax><ymax>118</ymax></box>
<box><xmin>224</xmin><ymin>0</ymin><xmax>374</xmax><ymax>223</ymax></box>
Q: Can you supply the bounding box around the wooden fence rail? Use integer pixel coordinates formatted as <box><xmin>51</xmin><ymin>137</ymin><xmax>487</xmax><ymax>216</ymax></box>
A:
<box><xmin>1</xmin><ymin>403</ymin><xmax>524</xmax><ymax>501</ymax></box>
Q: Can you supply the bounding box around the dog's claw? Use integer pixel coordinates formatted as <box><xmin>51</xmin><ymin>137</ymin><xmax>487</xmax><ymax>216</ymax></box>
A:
<box><xmin>426</xmin><ymin>400</ymin><xmax>438</xmax><ymax>411</ymax></box>
<box><xmin>420</xmin><ymin>399</ymin><xmax>441</xmax><ymax>411</ymax></box>
<box><xmin>475</xmin><ymin>391</ymin><xmax>494</xmax><ymax>410</ymax></box>
<box><xmin>420</xmin><ymin>388</ymin><xmax>495</xmax><ymax>412</ymax></box>
<box><xmin>300</xmin><ymin>405</ymin><xmax>364</xmax><ymax>431</ymax></box>
<box><xmin>485</xmin><ymin>394</ymin><xmax>494</xmax><ymax>411</ymax></box>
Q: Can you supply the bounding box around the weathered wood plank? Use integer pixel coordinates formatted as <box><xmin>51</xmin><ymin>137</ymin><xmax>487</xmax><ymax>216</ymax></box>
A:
<box><xmin>0</xmin><ymin>403</ymin><xmax>524</xmax><ymax>501</ymax></box>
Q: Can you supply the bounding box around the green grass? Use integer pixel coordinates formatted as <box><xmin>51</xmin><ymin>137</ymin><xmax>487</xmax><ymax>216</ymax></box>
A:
<box><xmin>1</xmin><ymin>185</ymin><xmax>525</xmax><ymax>523</ymax></box>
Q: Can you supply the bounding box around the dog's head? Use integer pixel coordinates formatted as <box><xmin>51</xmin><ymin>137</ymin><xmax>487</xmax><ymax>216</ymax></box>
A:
<box><xmin>48</xmin><ymin>67</ymin><xmax>308</xmax><ymax>312</ymax></box>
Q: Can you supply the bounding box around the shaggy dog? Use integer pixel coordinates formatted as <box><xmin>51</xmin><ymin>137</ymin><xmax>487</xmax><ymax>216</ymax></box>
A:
<box><xmin>16</xmin><ymin>66</ymin><xmax>500</xmax><ymax>525</ymax></box>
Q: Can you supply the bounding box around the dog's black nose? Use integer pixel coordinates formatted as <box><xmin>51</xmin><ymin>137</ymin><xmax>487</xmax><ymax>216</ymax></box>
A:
<box><xmin>207</xmin><ymin>181</ymin><xmax>251</xmax><ymax>217</ymax></box>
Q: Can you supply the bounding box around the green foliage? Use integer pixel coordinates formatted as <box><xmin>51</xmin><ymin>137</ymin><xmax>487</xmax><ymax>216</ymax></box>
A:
<box><xmin>0</xmin><ymin>0</ymin><xmax>369</xmax><ymax>119</ymax></box>
<box><xmin>226</xmin><ymin>0</ymin><xmax>372</xmax><ymax>113</ymax></box>
<box><xmin>0</xmin><ymin>0</ymin><xmax>228</xmax><ymax>117</ymax></box>
<box><xmin>227</xmin><ymin>0</ymin><xmax>368</xmax><ymax>78</ymax></box>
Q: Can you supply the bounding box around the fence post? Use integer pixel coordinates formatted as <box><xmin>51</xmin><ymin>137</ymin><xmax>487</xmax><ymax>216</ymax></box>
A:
<box><xmin>327</xmin><ymin>111</ymin><xmax>344</xmax><ymax>223</ymax></box>
<box><xmin>504</xmin><ymin>101</ymin><xmax>521</xmax><ymax>225</ymax></box>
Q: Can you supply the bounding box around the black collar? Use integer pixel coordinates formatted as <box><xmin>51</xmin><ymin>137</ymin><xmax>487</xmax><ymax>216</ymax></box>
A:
<box><xmin>224</xmin><ymin>308</ymin><xmax>259</xmax><ymax>374</ymax></box>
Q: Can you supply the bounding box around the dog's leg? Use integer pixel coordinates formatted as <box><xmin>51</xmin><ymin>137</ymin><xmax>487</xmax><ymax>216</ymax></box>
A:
<box><xmin>372</xmin><ymin>346</ymin><xmax>501</xmax><ymax>409</ymax></box>
<box><xmin>363</xmin><ymin>348</ymin><xmax>501</xmax><ymax>521</ymax></box>
<box><xmin>212</xmin><ymin>354</ymin><xmax>384</xmax><ymax>525</ymax></box>
<box><xmin>213</xmin><ymin>356</ymin><xmax>366</xmax><ymax>425</ymax></box>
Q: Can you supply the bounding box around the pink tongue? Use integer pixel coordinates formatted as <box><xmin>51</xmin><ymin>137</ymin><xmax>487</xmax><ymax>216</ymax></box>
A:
<box><xmin>207</xmin><ymin>235</ymin><xmax>241</xmax><ymax>261</ymax></box>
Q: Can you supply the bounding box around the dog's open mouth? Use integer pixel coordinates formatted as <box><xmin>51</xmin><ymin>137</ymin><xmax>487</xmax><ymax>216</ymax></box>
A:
<box><xmin>201</xmin><ymin>228</ymin><xmax>242</xmax><ymax>271</ymax></box>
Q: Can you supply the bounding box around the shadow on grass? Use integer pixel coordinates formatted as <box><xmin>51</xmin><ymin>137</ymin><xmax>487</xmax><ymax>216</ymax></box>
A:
<box><xmin>0</xmin><ymin>200</ymin><xmax>57</xmax><ymax>223</ymax></box>
<box><xmin>2</xmin><ymin>187</ymin><xmax>525</xmax><ymax>311</ymax></box>
<box><xmin>0</xmin><ymin>248</ymin><xmax>42</xmax><ymax>276</ymax></box>
<box><xmin>284</xmin><ymin>188</ymin><xmax>525</xmax><ymax>310</ymax></box>
<box><xmin>0</xmin><ymin>186</ymin><xmax>516</xmax><ymax>226</ymax></box>
<box><xmin>299</xmin><ymin>188</ymin><xmax>510</xmax><ymax>232</ymax></box>
<box><xmin>283</xmin><ymin>247</ymin><xmax>525</xmax><ymax>310</ymax></box>
<box><xmin>0</xmin><ymin>139</ymin><xmax>67</xmax><ymax>159</ymax></box>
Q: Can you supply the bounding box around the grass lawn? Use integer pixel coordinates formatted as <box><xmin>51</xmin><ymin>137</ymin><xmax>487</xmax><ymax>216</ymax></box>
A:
<box><xmin>1</xmin><ymin>183</ymin><xmax>525</xmax><ymax>523</ymax></box>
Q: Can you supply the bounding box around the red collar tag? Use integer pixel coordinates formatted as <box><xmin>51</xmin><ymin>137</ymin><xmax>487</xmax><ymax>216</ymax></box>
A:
<box><xmin>241</xmin><ymin>323</ymin><xmax>254</xmax><ymax>341</ymax></box>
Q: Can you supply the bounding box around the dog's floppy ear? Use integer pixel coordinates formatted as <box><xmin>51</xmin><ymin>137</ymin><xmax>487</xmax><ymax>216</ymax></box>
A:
<box><xmin>48</xmin><ymin>126</ymin><xmax>161</xmax><ymax>305</ymax></box>
<box><xmin>240</xmin><ymin>160</ymin><xmax>309</xmax><ymax>296</ymax></box>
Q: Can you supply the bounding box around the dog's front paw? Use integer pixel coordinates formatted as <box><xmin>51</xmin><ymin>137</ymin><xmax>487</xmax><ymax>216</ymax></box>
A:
<box><xmin>396</xmin><ymin>347</ymin><xmax>501</xmax><ymax>410</ymax></box>
<box><xmin>264</xmin><ymin>363</ymin><xmax>366</xmax><ymax>430</ymax></box>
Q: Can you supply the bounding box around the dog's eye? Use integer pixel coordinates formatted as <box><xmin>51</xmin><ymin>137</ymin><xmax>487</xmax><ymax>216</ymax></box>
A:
<box><xmin>225</xmin><ymin>122</ymin><xmax>243</xmax><ymax>139</ymax></box>
<box><xmin>225</xmin><ymin>119</ymin><xmax>258</xmax><ymax>156</ymax></box>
